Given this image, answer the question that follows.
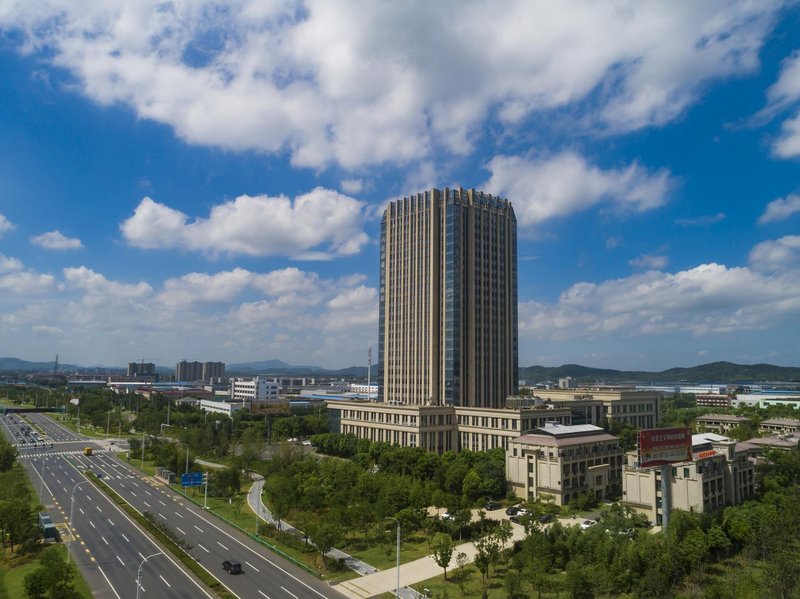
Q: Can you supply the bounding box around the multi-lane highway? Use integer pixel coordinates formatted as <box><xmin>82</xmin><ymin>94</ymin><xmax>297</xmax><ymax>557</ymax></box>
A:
<box><xmin>10</xmin><ymin>411</ymin><xmax>343</xmax><ymax>599</ymax></box>
<box><xmin>2</xmin><ymin>413</ymin><xmax>211</xmax><ymax>599</ymax></box>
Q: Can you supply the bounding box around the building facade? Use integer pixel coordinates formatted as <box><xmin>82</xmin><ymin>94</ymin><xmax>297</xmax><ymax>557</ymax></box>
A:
<box><xmin>127</xmin><ymin>362</ymin><xmax>155</xmax><ymax>377</ymax></box>
<box><xmin>532</xmin><ymin>388</ymin><xmax>663</xmax><ymax>429</ymax></box>
<box><xmin>505</xmin><ymin>424</ymin><xmax>624</xmax><ymax>505</ymax></box>
<box><xmin>230</xmin><ymin>377</ymin><xmax>280</xmax><ymax>402</ymax></box>
<box><xmin>695</xmin><ymin>414</ymin><xmax>750</xmax><ymax>434</ymax></box>
<box><xmin>379</xmin><ymin>188</ymin><xmax>518</xmax><ymax>409</ymax></box>
<box><xmin>622</xmin><ymin>433</ymin><xmax>756</xmax><ymax>526</ymax></box>
<box><xmin>176</xmin><ymin>360</ymin><xmax>226</xmax><ymax>382</ymax></box>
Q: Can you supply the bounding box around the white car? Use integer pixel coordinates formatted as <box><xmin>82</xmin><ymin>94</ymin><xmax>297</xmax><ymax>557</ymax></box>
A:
<box><xmin>579</xmin><ymin>519</ymin><xmax>597</xmax><ymax>529</ymax></box>
<box><xmin>301</xmin><ymin>439</ymin><xmax>312</xmax><ymax>446</ymax></box>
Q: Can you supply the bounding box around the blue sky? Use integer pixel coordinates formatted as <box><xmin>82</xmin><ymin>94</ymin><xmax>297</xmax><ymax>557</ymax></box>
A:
<box><xmin>0</xmin><ymin>1</ymin><xmax>799</xmax><ymax>371</ymax></box>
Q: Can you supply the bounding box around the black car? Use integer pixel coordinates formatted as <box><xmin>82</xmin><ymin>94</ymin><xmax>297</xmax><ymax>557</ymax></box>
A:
<box><xmin>222</xmin><ymin>560</ymin><xmax>242</xmax><ymax>575</ymax></box>
<box><xmin>506</xmin><ymin>506</ymin><xmax>520</xmax><ymax>516</ymax></box>
<box><xmin>485</xmin><ymin>500</ymin><xmax>502</xmax><ymax>511</ymax></box>
<box><xmin>539</xmin><ymin>514</ymin><xmax>554</xmax><ymax>523</ymax></box>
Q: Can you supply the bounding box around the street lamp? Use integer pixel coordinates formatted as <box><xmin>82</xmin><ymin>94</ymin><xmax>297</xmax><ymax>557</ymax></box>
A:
<box><xmin>136</xmin><ymin>552</ymin><xmax>163</xmax><ymax>599</ymax></box>
<box><xmin>68</xmin><ymin>480</ymin><xmax>92</xmax><ymax>564</ymax></box>
<box><xmin>176</xmin><ymin>442</ymin><xmax>189</xmax><ymax>478</ymax></box>
<box><xmin>385</xmin><ymin>517</ymin><xmax>401</xmax><ymax>598</ymax></box>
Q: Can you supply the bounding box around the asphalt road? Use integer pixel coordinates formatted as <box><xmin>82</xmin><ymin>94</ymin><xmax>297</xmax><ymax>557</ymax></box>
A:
<box><xmin>2</xmin><ymin>413</ymin><xmax>212</xmax><ymax>599</ymax></box>
<box><xmin>20</xmin><ymin>412</ymin><xmax>344</xmax><ymax>599</ymax></box>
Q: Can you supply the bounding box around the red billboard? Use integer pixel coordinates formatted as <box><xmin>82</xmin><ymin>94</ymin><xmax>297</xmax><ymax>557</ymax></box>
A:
<box><xmin>637</xmin><ymin>427</ymin><xmax>692</xmax><ymax>468</ymax></box>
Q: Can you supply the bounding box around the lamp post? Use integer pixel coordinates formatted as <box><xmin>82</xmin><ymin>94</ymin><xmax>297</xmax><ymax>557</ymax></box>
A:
<box><xmin>140</xmin><ymin>430</ymin><xmax>146</xmax><ymax>466</ymax></box>
<box><xmin>385</xmin><ymin>517</ymin><xmax>401</xmax><ymax>598</ymax></box>
<box><xmin>136</xmin><ymin>552</ymin><xmax>163</xmax><ymax>599</ymax></box>
<box><xmin>176</xmin><ymin>442</ymin><xmax>189</xmax><ymax>478</ymax></box>
<box><xmin>68</xmin><ymin>480</ymin><xmax>92</xmax><ymax>564</ymax></box>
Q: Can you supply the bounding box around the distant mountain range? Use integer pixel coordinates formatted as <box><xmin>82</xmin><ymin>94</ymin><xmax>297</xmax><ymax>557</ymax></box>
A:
<box><xmin>519</xmin><ymin>361</ymin><xmax>800</xmax><ymax>383</ymax></box>
<box><xmin>1</xmin><ymin>356</ymin><xmax>798</xmax><ymax>382</ymax></box>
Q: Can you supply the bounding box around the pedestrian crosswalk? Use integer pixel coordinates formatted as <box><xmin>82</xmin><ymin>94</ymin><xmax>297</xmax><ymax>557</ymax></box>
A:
<box><xmin>19</xmin><ymin>449</ymin><xmax>86</xmax><ymax>459</ymax></box>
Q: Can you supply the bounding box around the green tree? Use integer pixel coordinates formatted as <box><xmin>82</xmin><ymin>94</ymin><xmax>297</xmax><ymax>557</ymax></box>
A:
<box><xmin>0</xmin><ymin>438</ymin><xmax>19</xmax><ymax>471</ymax></box>
<box><xmin>430</xmin><ymin>533</ymin><xmax>455</xmax><ymax>580</ymax></box>
<box><xmin>24</xmin><ymin>545</ymin><xmax>80</xmax><ymax>599</ymax></box>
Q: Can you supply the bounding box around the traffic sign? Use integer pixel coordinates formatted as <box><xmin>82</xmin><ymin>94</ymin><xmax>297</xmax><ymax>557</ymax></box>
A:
<box><xmin>181</xmin><ymin>472</ymin><xmax>203</xmax><ymax>487</ymax></box>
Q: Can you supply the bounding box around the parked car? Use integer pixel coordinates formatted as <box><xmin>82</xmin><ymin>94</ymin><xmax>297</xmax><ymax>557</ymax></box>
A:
<box><xmin>579</xmin><ymin>519</ymin><xmax>597</xmax><ymax>530</ymax></box>
<box><xmin>509</xmin><ymin>515</ymin><xmax>522</xmax><ymax>524</ymax></box>
<box><xmin>222</xmin><ymin>560</ymin><xmax>242</xmax><ymax>575</ymax></box>
<box><xmin>538</xmin><ymin>514</ymin><xmax>554</xmax><ymax>523</ymax></box>
<box><xmin>516</xmin><ymin>508</ymin><xmax>530</xmax><ymax>517</ymax></box>
<box><xmin>441</xmin><ymin>511</ymin><xmax>452</xmax><ymax>521</ymax></box>
<box><xmin>301</xmin><ymin>439</ymin><xmax>312</xmax><ymax>446</ymax></box>
<box><xmin>505</xmin><ymin>506</ymin><xmax>520</xmax><ymax>516</ymax></box>
<box><xmin>485</xmin><ymin>500</ymin><xmax>502</xmax><ymax>511</ymax></box>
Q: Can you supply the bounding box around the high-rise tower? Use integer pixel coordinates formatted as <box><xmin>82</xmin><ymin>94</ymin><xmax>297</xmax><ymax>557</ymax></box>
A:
<box><xmin>379</xmin><ymin>188</ymin><xmax>518</xmax><ymax>409</ymax></box>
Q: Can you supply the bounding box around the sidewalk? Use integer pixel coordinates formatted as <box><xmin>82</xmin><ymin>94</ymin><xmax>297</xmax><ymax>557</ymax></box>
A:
<box><xmin>246</xmin><ymin>478</ymin><xmax>380</xmax><ymax>577</ymax></box>
<box><xmin>333</xmin><ymin>517</ymin><xmax>527</xmax><ymax>599</ymax></box>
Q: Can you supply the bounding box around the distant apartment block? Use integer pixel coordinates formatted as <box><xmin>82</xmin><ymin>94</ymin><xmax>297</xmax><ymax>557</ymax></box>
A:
<box><xmin>695</xmin><ymin>394</ymin><xmax>733</xmax><ymax>408</ymax></box>
<box><xmin>127</xmin><ymin>362</ymin><xmax>155</xmax><ymax>377</ymax></box>
<box><xmin>230</xmin><ymin>377</ymin><xmax>279</xmax><ymax>403</ymax></box>
<box><xmin>175</xmin><ymin>360</ymin><xmax>225</xmax><ymax>382</ymax></box>
<box><xmin>506</xmin><ymin>424</ymin><xmax>624</xmax><ymax>506</ymax></box>
<box><xmin>622</xmin><ymin>433</ymin><xmax>755</xmax><ymax>526</ymax></box>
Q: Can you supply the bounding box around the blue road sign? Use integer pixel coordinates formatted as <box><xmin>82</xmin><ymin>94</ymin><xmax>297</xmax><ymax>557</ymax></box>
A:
<box><xmin>181</xmin><ymin>472</ymin><xmax>203</xmax><ymax>487</ymax></box>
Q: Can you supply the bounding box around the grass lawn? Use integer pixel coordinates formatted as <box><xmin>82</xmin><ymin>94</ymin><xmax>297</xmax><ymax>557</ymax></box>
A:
<box><xmin>345</xmin><ymin>533</ymin><xmax>434</xmax><ymax>571</ymax></box>
<box><xmin>0</xmin><ymin>545</ymin><xmax>93</xmax><ymax>599</ymax></box>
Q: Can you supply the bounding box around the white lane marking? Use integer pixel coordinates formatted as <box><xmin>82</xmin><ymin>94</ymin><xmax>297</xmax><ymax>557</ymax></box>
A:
<box><xmin>90</xmin><ymin>521</ymin><xmax>96</xmax><ymax>529</ymax></box>
<box><xmin>174</xmin><ymin>511</ymin><xmax>183</xmax><ymax>518</ymax></box>
<box><xmin>96</xmin><ymin>505</ymin><xmax>102</xmax><ymax>512</ymax></box>
<box><xmin>133</xmin><ymin>482</ymin><xmax>140</xmax><ymax>487</ymax></box>
<box><xmin>121</xmin><ymin>533</ymin><xmax>129</xmax><ymax>543</ymax></box>
<box><xmin>258</xmin><ymin>592</ymin><xmax>270</xmax><ymax>599</ymax></box>
<box><xmin>102</xmin><ymin>536</ymin><xmax>108</xmax><ymax>545</ymax></box>
<box><xmin>245</xmin><ymin>561</ymin><xmax>259</xmax><ymax>573</ymax></box>
<box><xmin>176</xmin><ymin>527</ymin><xmax>185</xmax><ymax>535</ymax></box>
<box><xmin>145</xmin><ymin>490</ymin><xmax>152</xmax><ymax>496</ymax></box>
<box><xmin>97</xmin><ymin>566</ymin><xmax>122</xmax><ymax>599</ymax></box>
<box><xmin>107</xmin><ymin>518</ymin><xmax>115</xmax><ymax>526</ymax></box>
<box><xmin>197</xmin><ymin>543</ymin><xmax>209</xmax><ymax>553</ymax></box>
<box><xmin>143</xmin><ymin>501</ymin><xmax>151</xmax><ymax>508</ymax></box>
<box><xmin>159</xmin><ymin>575</ymin><xmax>171</xmax><ymax>588</ymax></box>
<box><xmin>79</xmin><ymin>508</ymin><xmax>84</xmax><ymax>515</ymax></box>
<box><xmin>281</xmin><ymin>587</ymin><xmax>298</xmax><ymax>599</ymax></box>
<box><xmin>138</xmin><ymin>552</ymin><xmax>145</xmax><ymax>561</ymax></box>
<box><xmin>130</xmin><ymin>491</ymin><xmax>136</xmax><ymax>497</ymax></box>
<box><xmin>159</xmin><ymin>513</ymin><xmax>166</xmax><ymax>519</ymax></box>
<box><xmin>216</xmin><ymin>541</ymin><xmax>229</xmax><ymax>551</ymax></box>
<box><xmin>193</xmin><ymin>525</ymin><xmax>204</xmax><ymax>533</ymax></box>
<box><xmin>116</xmin><ymin>555</ymin><xmax>125</xmax><ymax>566</ymax></box>
<box><xmin>158</xmin><ymin>500</ymin><xmax>166</xmax><ymax>506</ymax></box>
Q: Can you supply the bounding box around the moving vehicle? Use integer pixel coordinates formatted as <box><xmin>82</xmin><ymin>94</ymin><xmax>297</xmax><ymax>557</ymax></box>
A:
<box><xmin>83</xmin><ymin>447</ymin><xmax>93</xmax><ymax>456</ymax></box>
<box><xmin>222</xmin><ymin>560</ymin><xmax>242</xmax><ymax>574</ymax></box>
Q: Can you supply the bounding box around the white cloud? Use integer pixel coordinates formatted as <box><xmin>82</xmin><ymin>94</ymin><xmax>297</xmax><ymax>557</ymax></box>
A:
<box><xmin>520</xmin><ymin>262</ymin><xmax>800</xmax><ymax>341</ymax></box>
<box><xmin>0</xmin><ymin>254</ymin><xmax>23</xmax><ymax>272</ymax></box>
<box><xmin>63</xmin><ymin>266</ymin><xmax>152</xmax><ymax>298</ymax></box>
<box><xmin>340</xmin><ymin>179</ymin><xmax>363</xmax><ymax>194</ymax></box>
<box><xmin>761</xmin><ymin>51</ymin><xmax>800</xmax><ymax>158</ymax></box>
<box><xmin>30</xmin><ymin>230</ymin><xmax>84</xmax><ymax>250</ymax></box>
<box><xmin>120</xmin><ymin>188</ymin><xmax>369</xmax><ymax>258</ymax></box>
<box><xmin>675</xmin><ymin>213</ymin><xmax>726</xmax><ymax>226</ymax></box>
<box><xmin>0</xmin><ymin>2</ymin><xmax>781</xmax><ymax>169</ymax></box>
<box><xmin>629</xmin><ymin>254</ymin><xmax>668</xmax><ymax>270</ymax></box>
<box><xmin>0</xmin><ymin>214</ymin><xmax>14</xmax><ymax>237</ymax></box>
<box><xmin>0</xmin><ymin>271</ymin><xmax>55</xmax><ymax>294</ymax></box>
<box><xmin>749</xmin><ymin>235</ymin><xmax>800</xmax><ymax>271</ymax></box>
<box><xmin>485</xmin><ymin>152</ymin><xmax>673</xmax><ymax>227</ymax></box>
<box><xmin>759</xmin><ymin>194</ymin><xmax>800</xmax><ymax>224</ymax></box>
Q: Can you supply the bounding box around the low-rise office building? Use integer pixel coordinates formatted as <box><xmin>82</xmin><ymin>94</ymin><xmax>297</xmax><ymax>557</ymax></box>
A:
<box><xmin>696</xmin><ymin>394</ymin><xmax>733</xmax><ymax>408</ymax></box>
<box><xmin>199</xmin><ymin>399</ymin><xmax>244</xmax><ymax>417</ymax></box>
<box><xmin>758</xmin><ymin>418</ymin><xmax>800</xmax><ymax>435</ymax></box>
<box><xmin>695</xmin><ymin>414</ymin><xmax>750</xmax><ymax>433</ymax></box>
<box><xmin>622</xmin><ymin>433</ymin><xmax>755</xmax><ymax>526</ymax></box>
<box><xmin>506</xmin><ymin>424</ymin><xmax>623</xmax><ymax>505</ymax></box>
<box><xmin>230</xmin><ymin>377</ymin><xmax>279</xmax><ymax>402</ymax></box>
<box><xmin>532</xmin><ymin>388</ymin><xmax>664</xmax><ymax>429</ymax></box>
